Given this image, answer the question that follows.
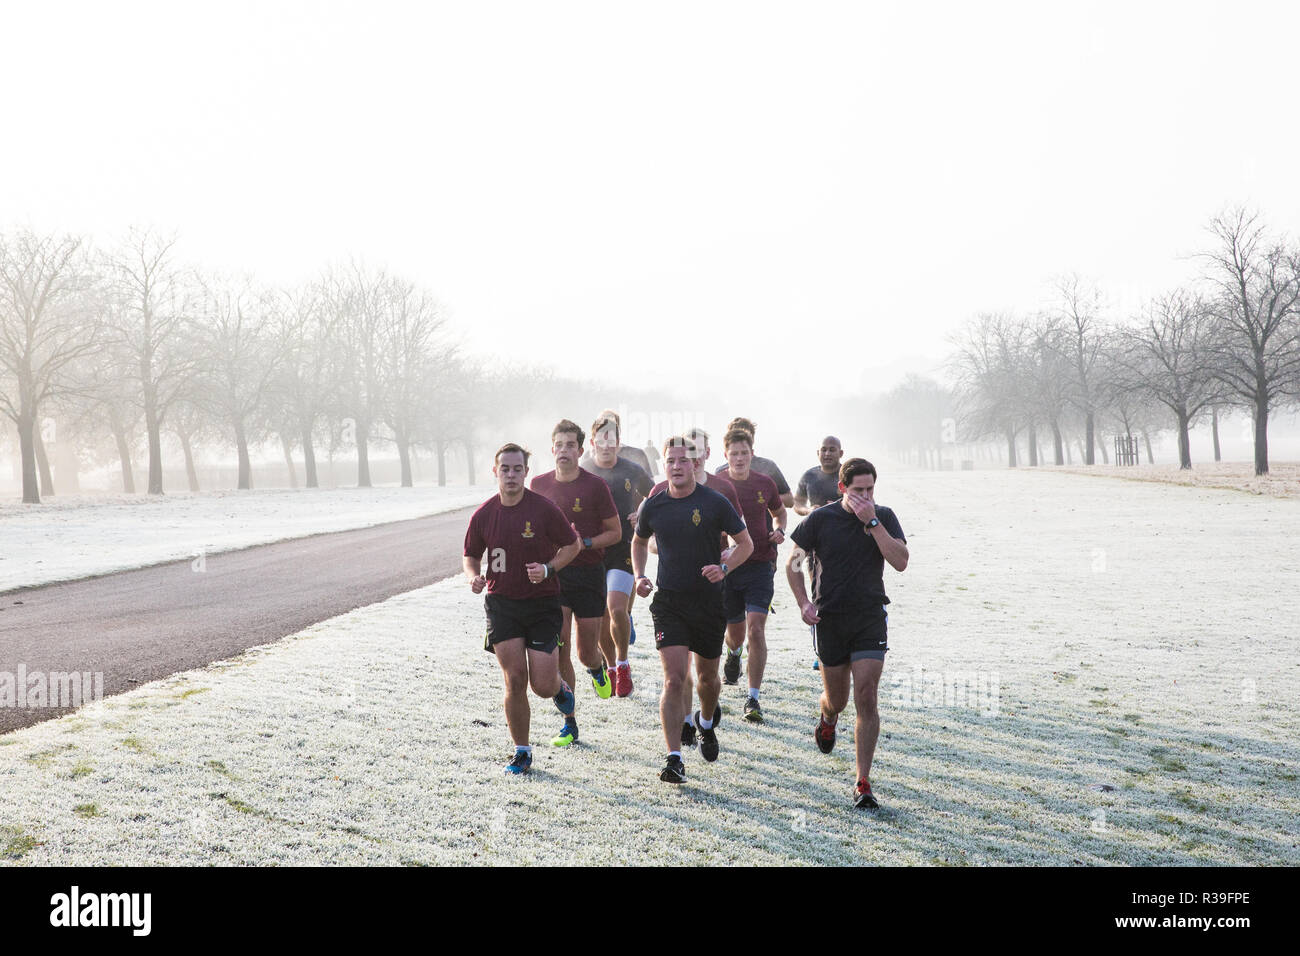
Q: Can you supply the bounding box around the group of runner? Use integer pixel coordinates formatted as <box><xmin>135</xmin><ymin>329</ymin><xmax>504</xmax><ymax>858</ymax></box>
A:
<box><xmin>462</xmin><ymin>413</ymin><xmax>908</xmax><ymax>809</ymax></box>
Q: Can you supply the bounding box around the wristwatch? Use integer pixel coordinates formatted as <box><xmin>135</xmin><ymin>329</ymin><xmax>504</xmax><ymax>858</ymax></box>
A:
<box><xmin>582</xmin><ymin>537</ymin><xmax>593</xmax><ymax>549</ymax></box>
<box><xmin>865</xmin><ymin>518</ymin><xmax>880</xmax><ymax>530</ymax></box>
<box><xmin>720</xmin><ymin>562</ymin><xmax>729</xmax><ymax>576</ymax></box>
<box><xmin>543</xmin><ymin>562</ymin><xmax>554</xmax><ymax>578</ymax></box>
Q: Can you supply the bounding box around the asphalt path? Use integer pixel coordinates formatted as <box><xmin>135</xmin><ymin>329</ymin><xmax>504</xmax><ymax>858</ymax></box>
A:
<box><xmin>0</xmin><ymin>507</ymin><xmax>475</xmax><ymax>735</ymax></box>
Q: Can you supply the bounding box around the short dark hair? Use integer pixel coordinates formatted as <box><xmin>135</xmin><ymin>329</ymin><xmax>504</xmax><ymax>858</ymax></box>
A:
<box><xmin>552</xmin><ymin>419</ymin><xmax>586</xmax><ymax>447</ymax></box>
<box><xmin>495</xmin><ymin>442</ymin><xmax>530</xmax><ymax>467</ymax></box>
<box><xmin>591</xmin><ymin>413</ymin><xmax>619</xmax><ymax>443</ymax></box>
<box><xmin>722</xmin><ymin>427</ymin><xmax>753</xmax><ymax>451</ymax></box>
<box><xmin>662</xmin><ymin>434</ymin><xmax>699</xmax><ymax>458</ymax></box>
<box><xmin>840</xmin><ymin>458</ymin><xmax>876</xmax><ymax>485</ymax></box>
<box><xmin>727</xmin><ymin>416</ymin><xmax>756</xmax><ymax>438</ymax></box>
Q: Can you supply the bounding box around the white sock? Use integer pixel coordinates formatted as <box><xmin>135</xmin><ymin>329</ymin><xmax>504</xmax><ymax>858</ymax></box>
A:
<box><xmin>517</xmin><ymin>745</ymin><xmax>532</xmax><ymax>755</ymax></box>
<box><xmin>727</xmin><ymin>647</ymin><xmax>742</xmax><ymax>657</ymax></box>
<box><xmin>748</xmin><ymin>688</ymin><xmax>760</xmax><ymax>701</ymax></box>
<box><xmin>618</xmin><ymin>660</ymin><xmax>628</xmax><ymax>668</ymax></box>
<box><xmin>669</xmin><ymin>750</ymin><xmax>682</xmax><ymax>759</ymax></box>
<box><xmin>698</xmin><ymin>714</ymin><xmax>713</xmax><ymax>730</ymax></box>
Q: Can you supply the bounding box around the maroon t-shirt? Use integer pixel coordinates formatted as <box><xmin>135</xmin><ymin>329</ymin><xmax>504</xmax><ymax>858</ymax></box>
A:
<box><xmin>530</xmin><ymin>468</ymin><xmax>618</xmax><ymax>568</ymax></box>
<box><xmin>463</xmin><ymin>490</ymin><xmax>579</xmax><ymax>599</ymax></box>
<box><xmin>726</xmin><ymin>470</ymin><xmax>782</xmax><ymax>563</ymax></box>
<box><xmin>651</xmin><ymin>472</ymin><xmax>743</xmax><ymax>519</ymax></box>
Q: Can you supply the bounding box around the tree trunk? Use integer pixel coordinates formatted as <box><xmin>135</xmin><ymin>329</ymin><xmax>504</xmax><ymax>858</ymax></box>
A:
<box><xmin>1142</xmin><ymin>431</ymin><xmax>1154</xmax><ymax>464</ymax></box>
<box><xmin>281</xmin><ymin>432</ymin><xmax>298</xmax><ymax>489</ymax></box>
<box><xmin>466</xmin><ymin>441</ymin><xmax>476</xmax><ymax>485</ymax></box>
<box><xmin>1098</xmin><ymin>434</ymin><xmax>1110</xmax><ymax>465</ymax></box>
<box><xmin>436</xmin><ymin>438</ymin><xmax>447</xmax><ymax>487</ymax></box>
<box><xmin>1176</xmin><ymin>409</ymin><xmax>1192</xmax><ymax>470</ymax></box>
<box><xmin>112</xmin><ymin>420</ymin><xmax>137</xmax><ymax>493</ymax></box>
<box><xmin>1084</xmin><ymin>412</ymin><xmax>1096</xmax><ymax>465</ymax></box>
<box><xmin>1253</xmin><ymin>394</ymin><xmax>1269</xmax><ymax>476</ymax></box>
<box><xmin>1026</xmin><ymin>424</ymin><xmax>1039</xmax><ymax>466</ymax></box>
<box><xmin>356</xmin><ymin>418</ymin><xmax>371</xmax><ymax>488</ymax></box>
<box><xmin>1211</xmin><ymin>407</ymin><xmax>1222</xmax><ymax>462</ymax></box>
<box><xmin>234</xmin><ymin>418</ymin><xmax>251</xmax><ymax>490</ymax></box>
<box><xmin>178</xmin><ymin>429</ymin><xmax>200</xmax><ymax>492</ymax></box>
<box><xmin>301</xmin><ymin>423</ymin><xmax>318</xmax><ymax>488</ymax></box>
<box><xmin>1050</xmin><ymin>421</ymin><xmax>1064</xmax><ymax>465</ymax></box>
<box><xmin>397</xmin><ymin>433</ymin><xmax>413</xmax><ymax>488</ymax></box>
<box><xmin>145</xmin><ymin>402</ymin><xmax>164</xmax><ymax>495</ymax></box>
<box><xmin>18</xmin><ymin>411</ymin><xmax>40</xmax><ymax>504</ymax></box>
<box><xmin>1005</xmin><ymin>428</ymin><xmax>1017</xmax><ymax>468</ymax></box>
<box><xmin>34</xmin><ymin>423</ymin><xmax>54</xmax><ymax>497</ymax></box>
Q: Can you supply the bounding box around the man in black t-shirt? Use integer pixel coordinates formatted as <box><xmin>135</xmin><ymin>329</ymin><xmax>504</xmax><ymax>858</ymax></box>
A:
<box><xmin>794</xmin><ymin>436</ymin><xmax>845</xmax><ymax>515</ymax></box>
<box><xmin>787</xmin><ymin>458</ymin><xmax>908</xmax><ymax>809</ymax></box>
<box><xmin>633</xmin><ymin>436</ymin><xmax>753</xmax><ymax>784</ymax></box>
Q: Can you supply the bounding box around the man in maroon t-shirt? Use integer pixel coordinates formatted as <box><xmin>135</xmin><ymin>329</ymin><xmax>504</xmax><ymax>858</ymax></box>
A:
<box><xmin>463</xmin><ymin>442</ymin><xmax>582</xmax><ymax>775</ymax></box>
<box><xmin>531</xmin><ymin>419</ymin><xmax>622</xmax><ymax>745</ymax></box>
<box><xmin>720</xmin><ymin>427</ymin><xmax>787</xmax><ymax>723</ymax></box>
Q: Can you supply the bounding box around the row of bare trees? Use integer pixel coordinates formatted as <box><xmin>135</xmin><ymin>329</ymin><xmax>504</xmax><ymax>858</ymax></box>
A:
<box><xmin>0</xmin><ymin>228</ymin><xmax>486</xmax><ymax>504</ymax></box>
<box><xmin>947</xmin><ymin>208</ymin><xmax>1300</xmax><ymax>474</ymax></box>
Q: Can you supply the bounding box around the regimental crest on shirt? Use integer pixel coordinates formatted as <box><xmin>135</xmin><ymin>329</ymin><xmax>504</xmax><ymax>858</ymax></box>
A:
<box><xmin>522</xmin><ymin>521</ymin><xmax>535</xmax><ymax>538</ymax></box>
<box><xmin>572</xmin><ymin>497</ymin><xmax>583</xmax><ymax>512</ymax></box>
<box><xmin>757</xmin><ymin>490</ymin><xmax>766</xmax><ymax>505</ymax></box>
<box><xmin>692</xmin><ymin>508</ymin><xmax>701</xmax><ymax>526</ymax></box>
<box><xmin>624</xmin><ymin>478</ymin><xmax>632</xmax><ymax>492</ymax></box>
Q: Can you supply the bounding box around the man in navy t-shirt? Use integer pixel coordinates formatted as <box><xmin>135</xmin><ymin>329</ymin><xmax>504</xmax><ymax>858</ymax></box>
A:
<box><xmin>787</xmin><ymin>457</ymin><xmax>908</xmax><ymax>810</ymax></box>
<box><xmin>633</xmin><ymin>436</ymin><xmax>753</xmax><ymax>784</ymax></box>
<box><xmin>464</xmin><ymin>443</ymin><xmax>583</xmax><ymax>776</ymax></box>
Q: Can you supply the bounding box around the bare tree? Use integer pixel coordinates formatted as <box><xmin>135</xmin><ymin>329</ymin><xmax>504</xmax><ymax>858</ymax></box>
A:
<box><xmin>332</xmin><ymin>263</ymin><xmax>386</xmax><ymax>488</ymax></box>
<box><xmin>275</xmin><ymin>280</ymin><xmax>341</xmax><ymax>489</ymax></box>
<box><xmin>102</xmin><ymin>228</ymin><xmax>197</xmax><ymax>494</ymax></box>
<box><xmin>1113</xmin><ymin>290</ymin><xmax>1224</xmax><ymax>469</ymax></box>
<box><xmin>0</xmin><ymin>231</ymin><xmax>102</xmax><ymax>503</ymax></box>
<box><xmin>377</xmin><ymin>277</ymin><xmax>451</xmax><ymax>487</ymax></box>
<box><xmin>191</xmin><ymin>276</ymin><xmax>285</xmax><ymax>490</ymax></box>
<box><xmin>949</xmin><ymin>313</ymin><xmax>1031</xmax><ymax>466</ymax></box>
<box><xmin>1200</xmin><ymin>208</ymin><xmax>1300</xmax><ymax>475</ymax></box>
<box><xmin>1052</xmin><ymin>274</ymin><xmax>1108</xmax><ymax>464</ymax></box>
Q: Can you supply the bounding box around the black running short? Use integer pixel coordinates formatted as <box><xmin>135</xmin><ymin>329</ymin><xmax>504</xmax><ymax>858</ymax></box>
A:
<box><xmin>557</xmin><ymin>564</ymin><xmax>607</xmax><ymax>618</ymax></box>
<box><xmin>812</xmin><ymin>606</ymin><xmax>888</xmax><ymax>667</ymax></box>
<box><xmin>650</xmin><ymin>588</ymin><xmax>727</xmax><ymax>660</ymax></box>
<box><xmin>723</xmin><ymin>560</ymin><xmax>776</xmax><ymax>622</ymax></box>
<box><xmin>484</xmin><ymin>593</ymin><xmax>563</xmax><ymax>654</ymax></box>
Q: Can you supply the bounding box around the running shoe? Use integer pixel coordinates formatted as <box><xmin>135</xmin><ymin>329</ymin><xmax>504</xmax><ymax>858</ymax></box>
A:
<box><xmin>591</xmin><ymin>664</ymin><xmax>613</xmax><ymax>700</ymax></box>
<box><xmin>551</xmin><ymin>718</ymin><xmax>578</xmax><ymax>747</ymax></box>
<box><xmin>813</xmin><ymin>659</ymin><xmax>821</xmax><ymax>671</ymax></box>
<box><xmin>553</xmin><ymin>683</ymin><xmax>575</xmax><ymax>717</ymax></box>
<box><xmin>742</xmin><ymin>697</ymin><xmax>763</xmax><ymax>723</ymax></box>
<box><xmin>712</xmin><ymin>701</ymin><xmax>722</xmax><ymax>729</ymax></box>
<box><xmin>680</xmin><ymin>719</ymin><xmax>696</xmax><ymax>749</ymax></box>
<box><xmin>854</xmin><ymin>778</ymin><xmax>879</xmax><ymax>809</ymax></box>
<box><xmin>723</xmin><ymin>650</ymin><xmax>741</xmax><ymax>685</ymax></box>
<box><xmin>504</xmin><ymin>750</ymin><xmax>532</xmax><ymax>775</ymax></box>
<box><xmin>659</xmin><ymin>754</ymin><xmax>686</xmax><ymax>783</ymax></box>
<box><xmin>694</xmin><ymin>710</ymin><xmax>719</xmax><ymax>762</ymax></box>
<box><xmin>614</xmin><ymin>662</ymin><xmax>633</xmax><ymax>698</ymax></box>
<box><xmin>815</xmin><ymin>716</ymin><xmax>836</xmax><ymax>754</ymax></box>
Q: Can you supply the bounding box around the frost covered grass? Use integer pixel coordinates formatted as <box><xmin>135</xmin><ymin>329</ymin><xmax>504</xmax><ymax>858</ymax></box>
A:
<box><xmin>1</xmin><ymin>469</ymin><xmax>1296</xmax><ymax>865</ymax></box>
<box><xmin>0</xmin><ymin>485</ymin><xmax>484</xmax><ymax>592</ymax></box>
<box><xmin>1053</xmin><ymin>461</ymin><xmax>1300</xmax><ymax>499</ymax></box>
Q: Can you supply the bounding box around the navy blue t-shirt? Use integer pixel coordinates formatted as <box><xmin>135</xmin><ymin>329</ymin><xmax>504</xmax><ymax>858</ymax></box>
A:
<box><xmin>790</xmin><ymin>501</ymin><xmax>905</xmax><ymax>613</ymax></box>
<box><xmin>634</xmin><ymin>483</ymin><xmax>745</xmax><ymax>594</ymax></box>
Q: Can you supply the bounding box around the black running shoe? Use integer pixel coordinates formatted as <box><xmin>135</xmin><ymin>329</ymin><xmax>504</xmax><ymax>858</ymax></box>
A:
<box><xmin>743</xmin><ymin>696</ymin><xmax>763</xmax><ymax>723</ymax></box>
<box><xmin>854</xmin><ymin>778</ymin><xmax>880</xmax><ymax>809</ymax></box>
<box><xmin>660</xmin><ymin>754</ymin><xmax>686</xmax><ymax>783</ymax></box>
<box><xmin>712</xmin><ymin>702</ymin><xmax>723</xmax><ymax>729</ymax></box>
<box><xmin>680</xmin><ymin>719</ymin><xmax>696</xmax><ymax>749</ymax></box>
<box><xmin>694</xmin><ymin>710</ymin><xmax>719</xmax><ymax>762</ymax></box>
<box><xmin>815</xmin><ymin>716</ymin><xmax>836</xmax><ymax>754</ymax></box>
<box><xmin>723</xmin><ymin>651</ymin><xmax>741</xmax><ymax>685</ymax></box>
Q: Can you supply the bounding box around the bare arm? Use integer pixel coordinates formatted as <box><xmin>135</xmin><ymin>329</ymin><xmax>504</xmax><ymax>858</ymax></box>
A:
<box><xmin>463</xmin><ymin>555</ymin><xmax>486</xmax><ymax>594</ymax></box>
<box><xmin>588</xmin><ymin>515</ymin><xmax>622</xmax><ymax>551</ymax></box>
<box><xmin>870</xmin><ymin>526</ymin><xmax>909</xmax><ymax>572</ymax></box>
<box><xmin>786</xmin><ymin>548</ymin><xmax>819</xmax><ymax>623</ymax></box>
<box><xmin>632</xmin><ymin>533</ymin><xmax>654</xmax><ymax>596</ymax></box>
<box><xmin>768</xmin><ymin>502</ymin><xmax>788</xmax><ymax>544</ymax></box>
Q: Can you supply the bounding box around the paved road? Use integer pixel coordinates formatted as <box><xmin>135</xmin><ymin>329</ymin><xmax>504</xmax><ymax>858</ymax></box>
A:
<box><xmin>0</xmin><ymin>507</ymin><xmax>475</xmax><ymax>735</ymax></box>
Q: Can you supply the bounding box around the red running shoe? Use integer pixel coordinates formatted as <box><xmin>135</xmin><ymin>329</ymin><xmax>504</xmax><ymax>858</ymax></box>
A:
<box><xmin>615</xmin><ymin>662</ymin><xmax>633</xmax><ymax>698</ymax></box>
<box><xmin>815</xmin><ymin>716</ymin><xmax>836</xmax><ymax>754</ymax></box>
<box><xmin>854</xmin><ymin>778</ymin><xmax>879</xmax><ymax>810</ymax></box>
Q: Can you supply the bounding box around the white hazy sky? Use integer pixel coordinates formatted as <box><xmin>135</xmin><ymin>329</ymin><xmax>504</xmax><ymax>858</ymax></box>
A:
<box><xmin>4</xmin><ymin>0</ymin><xmax>1299</xmax><ymax>402</ymax></box>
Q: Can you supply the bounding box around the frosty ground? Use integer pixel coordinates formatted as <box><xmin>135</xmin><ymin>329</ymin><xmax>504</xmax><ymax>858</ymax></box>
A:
<box><xmin>2</xmin><ymin>468</ymin><xmax>1297</xmax><ymax>865</ymax></box>
<box><xmin>0</xmin><ymin>485</ymin><xmax>484</xmax><ymax>592</ymax></box>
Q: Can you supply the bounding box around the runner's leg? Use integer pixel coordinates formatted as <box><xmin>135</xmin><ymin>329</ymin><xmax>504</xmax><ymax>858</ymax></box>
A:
<box><xmin>659</xmin><ymin>645</ymin><xmax>691</xmax><ymax>754</ymax></box>
<box><xmin>495</xmin><ymin>638</ymin><xmax>531</xmax><ymax>746</ymax></box>
<box><xmin>851</xmin><ymin>657</ymin><xmax>884</xmax><ymax>781</ymax></box>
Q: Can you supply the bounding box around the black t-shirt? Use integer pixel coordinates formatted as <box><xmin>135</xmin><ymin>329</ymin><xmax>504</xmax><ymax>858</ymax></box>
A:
<box><xmin>797</xmin><ymin>467</ymin><xmax>842</xmax><ymax>507</ymax></box>
<box><xmin>790</xmin><ymin>501</ymin><xmax>905</xmax><ymax>613</ymax></box>
<box><xmin>585</xmin><ymin>457</ymin><xmax>654</xmax><ymax>545</ymax></box>
<box><xmin>635</xmin><ymin>483</ymin><xmax>745</xmax><ymax>595</ymax></box>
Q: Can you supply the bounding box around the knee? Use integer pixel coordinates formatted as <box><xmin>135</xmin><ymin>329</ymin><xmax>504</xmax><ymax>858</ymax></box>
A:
<box><xmin>530</xmin><ymin>672</ymin><xmax>559</xmax><ymax>697</ymax></box>
<box><xmin>855</xmin><ymin>689</ymin><xmax>879</xmax><ymax>719</ymax></box>
<box><xmin>503</xmin><ymin>671</ymin><xmax>528</xmax><ymax>698</ymax></box>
